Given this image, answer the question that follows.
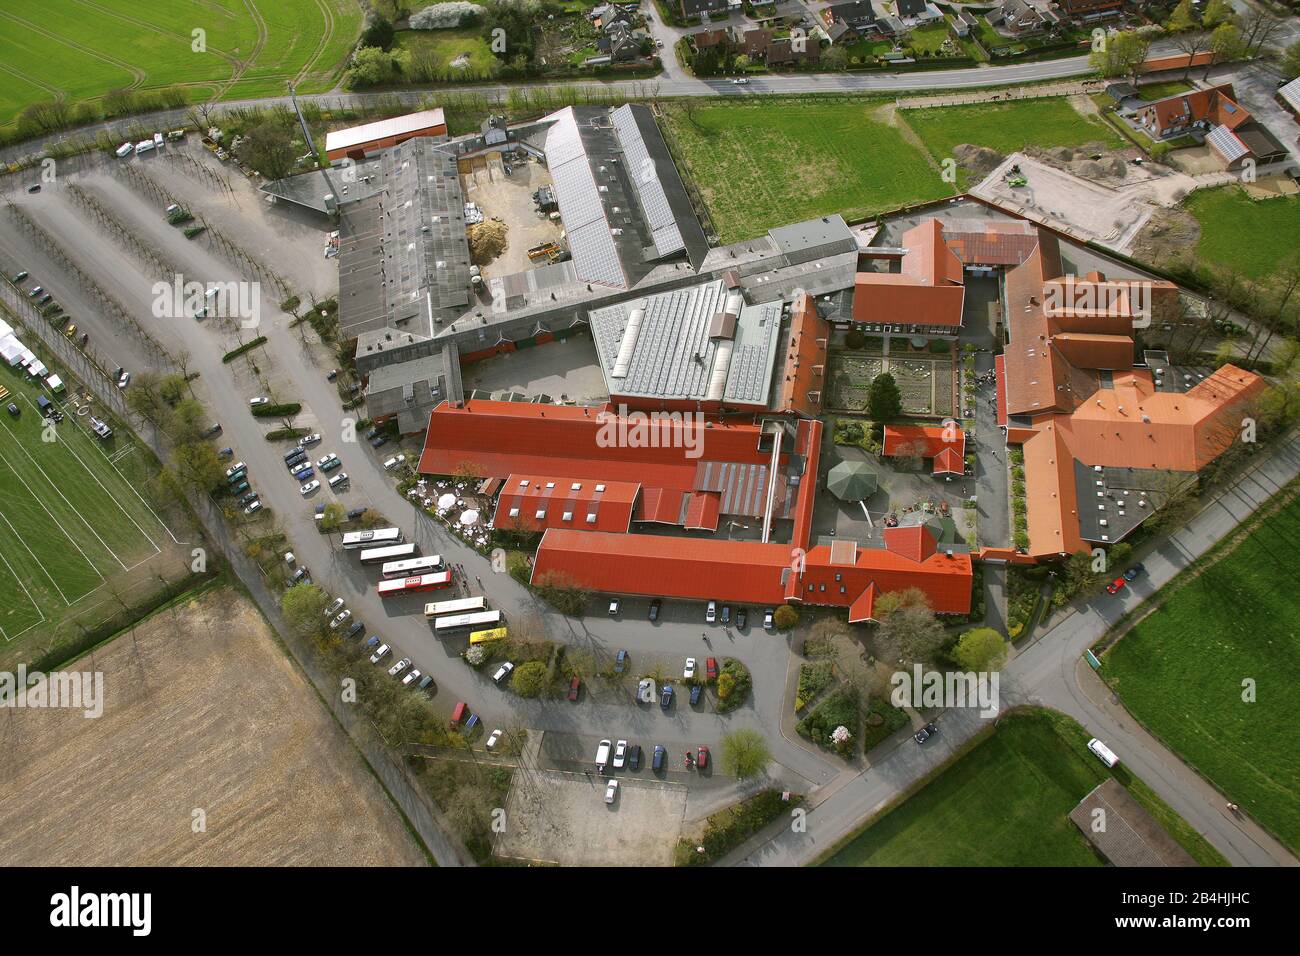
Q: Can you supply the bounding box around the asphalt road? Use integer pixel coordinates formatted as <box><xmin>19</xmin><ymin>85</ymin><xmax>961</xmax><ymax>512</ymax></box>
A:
<box><xmin>737</xmin><ymin>430</ymin><xmax>1300</xmax><ymax>867</ymax></box>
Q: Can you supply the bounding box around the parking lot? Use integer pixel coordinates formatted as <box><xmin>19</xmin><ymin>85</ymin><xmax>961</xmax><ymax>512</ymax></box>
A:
<box><xmin>495</xmin><ymin>769</ymin><xmax>688</xmax><ymax>866</ymax></box>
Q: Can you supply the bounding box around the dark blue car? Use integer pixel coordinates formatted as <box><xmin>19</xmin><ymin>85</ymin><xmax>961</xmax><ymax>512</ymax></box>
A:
<box><xmin>660</xmin><ymin>683</ymin><xmax>673</xmax><ymax>711</ymax></box>
<box><xmin>614</xmin><ymin>649</ymin><xmax>627</xmax><ymax>674</ymax></box>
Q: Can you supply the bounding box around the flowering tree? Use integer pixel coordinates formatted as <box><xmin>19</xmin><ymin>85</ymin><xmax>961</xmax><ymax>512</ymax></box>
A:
<box><xmin>831</xmin><ymin>725</ymin><xmax>852</xmax><ymax>746</ymax></box>
<box><xmin>410</xmin><ymin>2</ymin><xmax>485</xmax><ymax>29</ymax></box>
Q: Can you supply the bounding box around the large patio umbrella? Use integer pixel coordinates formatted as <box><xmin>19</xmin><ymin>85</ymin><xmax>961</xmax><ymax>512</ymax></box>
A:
<box><xmin>827</xmin><ymin>460</ymin><xmax>878</xmax><ymax>501</ymax></box>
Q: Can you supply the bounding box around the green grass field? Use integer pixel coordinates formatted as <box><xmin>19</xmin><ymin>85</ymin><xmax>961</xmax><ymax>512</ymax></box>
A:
<box><xmin>662</xmin><ymin>99</ymin><xmax>952</xmax><ymax>244</ymax></box>
<box><xmin>1181</xmin><ymin>186</ymin><xmax>1300</xmax><ymax>281</ymax></box>
<box><xmin>0</xmin><ymin>357</ymin><xmax>181</xmax><ymax>660</ymax></box>
<box><xmin>822</xmin><ymin>709</ymin><xmax>1226</xmax><ymax>866</ymax></box>
<box><xmin>0</xmin><ymin>0</ymin><xmax>363</xmax><ymax>131</ymax></box>
<box><xmin>901</xmin><ymin>97</ymin><xmax>1126</xmax><ymax>164</ymax></box>
<box><xmin>1102</xmin><ymin>484</ymin><xmax>1300</xmax><ymax>853</ymax></box>
<box><xmin>393</xmin><ymin>27</ymin><xmax>498</xmax><ymax>80</ymax></box>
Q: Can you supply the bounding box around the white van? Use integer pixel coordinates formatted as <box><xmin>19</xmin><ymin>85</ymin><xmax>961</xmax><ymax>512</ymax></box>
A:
<box><xmin>114</xmin><ymin>142</ymin><xmax>133</xmax><ymax>158</ymax></box>
<box><xmin>328</xmin><ymin>472</ymin><xmax>348</xmax><ymax>489</ymax></box>
<box><xmin>153</xmin><ymin>132</ymin><xmax>164</xmax><ymax>149</ymax></box>
<box><xmin>134</xmin><ymin>140</ymin><xmax>155</xmax><ymax>156</ymax></box>
<box><xmin>1087</xmin><ymin>738</ymin><xmax>1119</xmax><ymax>768</ymax></box>
<box><xmin>595</xmin><ymin>739</ymin><xmax>612</xmax><ymax>774</ymax></box>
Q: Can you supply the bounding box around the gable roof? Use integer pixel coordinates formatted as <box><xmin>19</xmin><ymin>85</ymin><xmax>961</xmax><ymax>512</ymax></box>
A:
<box><xmin>883</xmin><ymin>423</ymin><xmax>966</xmax><ymax>459</ymax></box>
<box><xmin>492</xmin><ymin>474</ymin><xmax>639</xmax><ymax>533</ymax></box>
<box><xmin>853</xmin><ymin>219</ymin><xmax>966</xmax><ymax>327</ymax></box>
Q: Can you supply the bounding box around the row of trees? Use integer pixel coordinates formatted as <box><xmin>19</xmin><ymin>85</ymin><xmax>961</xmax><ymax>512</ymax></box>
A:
<box><xmin>1091</xmin><ymin>4</ymin><xmax>1288</xmax><ymax>81</ymax></box>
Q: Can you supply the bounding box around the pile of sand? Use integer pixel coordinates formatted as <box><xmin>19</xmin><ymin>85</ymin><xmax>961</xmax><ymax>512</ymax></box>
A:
<box><xmin>468</xmin><ymin>220</ymin><xmax>508</xmax><ymax>266</ymax></box>
<box><xmin>953</xmin><ymin>144</ymin><xmax>1004</xmax><ymax>180</ymax></box>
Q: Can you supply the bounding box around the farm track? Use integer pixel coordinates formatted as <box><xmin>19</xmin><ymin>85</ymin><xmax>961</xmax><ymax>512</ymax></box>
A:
<box><xmin>0</xmin><ymin>7</ymin><xmax>146</xmax><ymax>92</ymax></box>
<box><xmin>68</xmin><ymin>0</ymin><xmax>242</xmax><ymax>71</ymax></box>
<box><xmin>292</xmin><ymin>0</ymin><xmax>337</xmax><ymax>90</ymax></box>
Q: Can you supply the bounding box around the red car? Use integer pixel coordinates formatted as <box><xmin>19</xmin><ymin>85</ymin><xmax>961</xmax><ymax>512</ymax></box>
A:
<box><xmin>705</xmin><ymin>657</ymin><xmax>718</xmax><ymax>681</ymax></box>
<box><xmin>696</xmin><ymin>746</ymin><xmax>709</xmax><ymax>769</ymax></box>
<box><xmin>567</xmin><ymin>675</ymin><xmax>581</xmax><ymax>702</ymax></box>
<box><xmin>1105</xmin><ymin>576</ymin><xmax>1126</xmax><ymax>594</ymax></box>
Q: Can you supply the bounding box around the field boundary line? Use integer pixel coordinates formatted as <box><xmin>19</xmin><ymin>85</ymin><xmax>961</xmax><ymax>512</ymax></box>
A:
<box><xmin>59</xmin><ymin>399</ymin><xmax>183</xmax><ymax>545</ymax></box>
<box><xmin>16</xmin><ymin>393</ymin><xmax>163</xmax><ymax>557</ymax></box>
<box><xmin>0</xmin><ymin>433</ymin><xmax>119</xmax><ymax>576</ymax></box>
<box><xmin>0</xmin><ymin>508</ymin><xmax>78</xmax><ymax>606</ymax></box>
<box><xmin>0</xmin><ymin>543</ymin><xmax>45</xmax><ymax>642</ymax></box>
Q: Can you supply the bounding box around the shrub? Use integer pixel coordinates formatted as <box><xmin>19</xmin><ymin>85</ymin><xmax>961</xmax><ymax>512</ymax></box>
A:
<box><xmin>773</xmin><ymin>604</ymin><xmax>799</xmax><ymax>630</ymax></box>
<box><xmin>510</xmin><ymin>660</ymin><xmax>548</xmax><ymax>698</ymax></box>
<box><xmin>715</xmin><ymin>659</ymin><xmax>751</xmax><ymax>713</ymax></box>
<box><xmin>251</xmin><ymin>402</ymin><xmax>302</xmax><ymax>418</ymax></box>
<box><xmin>222</xmin><ymin>336</ymin><xmax>267</xmax><ymax>362</ymax></box>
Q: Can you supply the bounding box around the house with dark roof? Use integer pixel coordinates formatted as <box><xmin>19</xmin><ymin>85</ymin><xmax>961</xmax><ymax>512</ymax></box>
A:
<box><xmin>823</xmin><ymin>0</ymin><xmax>879</xmax><ymax>33</ymax></box>
<box><xmin>893</xmin><ymin>0</ymin><xmax>943</xmax><ymax>24</ymax></box>
<box><xmin>988</xmin><ymin>0</ymin><xmax>1052</xmax><ymax>36</ymax></box>
<box><xmin>1056</xmin><ymin>0</ymin><xmax>1122</xmax><ymax>21</ymax></box>
<box><xmin>1135</xmin><ymin>84</ymin><xmax>1249</xmax><ymax>139</ymax></box>
<box><xmin>679</xmin><ymin>0</ymin><xmax>730</xmax><ymax>18</ymax></box>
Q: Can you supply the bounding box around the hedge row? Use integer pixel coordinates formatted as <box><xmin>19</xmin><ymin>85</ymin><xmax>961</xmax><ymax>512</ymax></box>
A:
<box><xmin>222</xmin><ymin>336</ymin><xmax>267</xmax><ymax>363</ymax></box>
<box><xmin>251</xmin><ymin>402</ymin><xmax>301</xmax><ymax>418</ymax></box>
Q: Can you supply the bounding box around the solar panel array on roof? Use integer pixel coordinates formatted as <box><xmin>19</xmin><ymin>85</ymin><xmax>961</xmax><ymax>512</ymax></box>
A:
<box><xmin>611</xmin><ymin>104</ymin><xmax>685</xmax><ymax>259</ymax></box>
<box><xmin>1206</xmin><ymin>123</ymin><xmax>1249</xmax><ymax>164</ymax></box>
<box><xmin>545</xmin><ymin>110</ymin><xmax>629</xmax><ymax>289</ymax></box>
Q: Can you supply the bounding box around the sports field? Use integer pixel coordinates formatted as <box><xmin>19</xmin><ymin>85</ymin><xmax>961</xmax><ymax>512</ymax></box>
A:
<box><xmin>821</xmin><ymin>709</ymin><xmax>1225</xmax><ymax>866</ymax></box>
<box><xmin>1181</xmin><ymin>186</ymin><xmax>1300</xmax><ymax>281</ymax></box>
<box><xmin>0</xmin><ymin>0</ymin><xmax>363</xmax><ymax>130</ymax></box>
<box><xmin>0</xmin><ymin>360</ymin><xmax>182</xmax><ymax>658</ymax></box>
<box><xmin>1102</xmin><ymin>481</ymin><xmax>1300</xmax><ymax>853</ymax></box>
<box><xmin>900</xmin><ymin>97</ymin><xmax>1125</xmax><ymax>165</ymax></box>
<box><xmin>662</xmin><ymin>99</ymin><xmax>953</xmax><ymax>244</ymax></box>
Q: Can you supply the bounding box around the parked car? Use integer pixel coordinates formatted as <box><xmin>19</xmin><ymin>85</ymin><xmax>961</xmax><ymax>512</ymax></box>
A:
<box><xmin>683</xmin><ymin>657</ymin><xmax>696</xmax><ymax>679</ymax></box>
<box><xmin>567</xmin><ymin>676</ymin><xmax>581</xmax><ymax>702</ymax></box>
<box><xmin>364</xmin><ymin>635</ymin><xmax>380</xmax><ymax>650</ymax></box>
<box><xmin>329</xmin><ymin>609</ymin><xmax>351</xmax><ymax>630</ymax></box>
<box><xmin>735</xmin><ymin>607</ymin><xmax>747</xmax><ymax>629</ymax></box>
<box><xmin>417</xmin><ymin>674</ymin><xmax>434</xmax><ymax>692</ymax></box>
<box><xmin>1105</xmin><ymin>576</ymin><xmax>1127</xmax><ymax>594</ymax></box>
<box><xmin>249</xmin><ymin>396</ymin><xmax>269</xmax><ymax>407</ymax></box>
<box><xmin>370</xmin><ymin>435</ymin><xmax>388</xmax><ymax>449</ymax></box>
<box><xmin>492</xmin><ymin>661</ymin><xmax>514</xmax><ymax>684</ymax></box>
<box><xmin>27</xmin><ymin>286</ymin><xmax>43</xmax><ymax>297</ymax></box>
<box><xmin>402</xmin><ymin>668</ymin><xmax>421</xmax><ymax>686</ymax></box>
<box><xmin>203</xmin><ymin>422</ymin><xmax>222</xmax><ymax>437</ymax></box>
<box><xmin>614</xmin><ymin>649</ymin><xmax>628</xmax><ymax>674</ymax></box>
<box><xmin>613</xmin><ymin>739</ymin><xmax>628</xmax><ymax>769</ymax></box>
<box><xmin>637</xmin><ymin>678</ymin><xmax>656</xmax><ymax>705</ymax></box>
<box><xmin>243</xmin><ymin>500</ymin><xmax>262</xmax><ymax>516</ymax></box>
<box><xmin>290</xmin><ymin>567</ymin><xmax>309</xmax><ymax>585</ymax></box>
<box><xmin>913</xmin><ymin>722</ymin><xmax>938</xmax><ymax>745</ymax></box>
<box><xmin>628</xmin><ymin>744</ymin><xmax>642</xmax><ymax>771</ymax></box>
<box><xmin>328</xmin><ymin>472</ymin><xmax>349</xmax><ymax>490</ymax></box>
<box><xmin>706</xmin><ymin>657</ymin><xmax>718</xmax><ymax>681</ymax></box>
<box><xmin>225</xmin><ymin>461</ymin><xmax>247</xmax><ymax>478</ymax></box>
<box><xmin>706</xmin><ymin>600</ymin><xmax>717</xmax><ymax>623</ymax></box>
<box><xmin>604</xmin><ymin>779</ymin><xmax>619</xmax><ymax>804</ymax></box>
<box><xmin>345</xmin><ymin>620</ymin><xmax>363</xmax><ymax>639</ymax></box>
<box><xmin>284</xmin><ymin>447</ymin><xmax>307</xmax><ymax>463</ymax></box>
<box><xmin>660</xmin><ymin>683</ymin><xmax>673</xmax><ymax>711</ymax></box>
<box><xmin>387</xmin><ymin>657</ymin><xmax>410</xmax><ymax>677</ymax></box>
<box><xmin>217</xmin><ymin>447</ymin><xmax>234</xmax><ymax>459</ymax></box>
<box><xmin>229</xmin><ymin>481</ymin><xmax>249</xmax><ymax>496</ymax></box>
<box><xmin>763</xmin><ymin>608</ymin><xmax>775</xmax><ymax>630</ymax></box>
<box><xmin>238</xmin><ymin>491</ymin><xmax>259</xmax><ymax>506</ymax></box>
<box><xmin>648</xmin><ymin>599</ymin><xmax>661</xmax><ymax>622</ymax></box>
<box><xmin>291</xmin><ymin>466</ymin><xmax>314</xmax><ymax>481</ymax></box>
<box><xmin>486</xmin><ymin>728</ymin><xmax>503</xmax><ymax>751</ymax></box>
<box><xmin>608</xmin><ymin>598</ymin><xmax>620</xmax><ymax>616</ymax></box>
<box><xmin>696</xmin><ymin>746</ymin><xmax>709</xmax><ymax>769</ymax></box>
<box><xmin>369</xmin><ymin>643</ymin><xmax>391</xmax><ymax>664</ymax></box>
<box><xmin>689</xmin><ymin>684</ymin><xmax>701</xmax><ymax>706</ymax></box>
<box><xmin>720</xmin><ymin>605</ymin><xmax>731</xmax><ymax>625</ymax></box>
<box><xmin>324</xmin><ymin>598</ymin><xmax>345</xmax><ymax>617</ymax></box>
<box><xmin>11</xmin><ymin>271</ymin><xmax>28</xmax><ymax>282</ymax></box>
<box><xmin>1087</xmin><ymin>737</ymin><xmax>1120</xmax><ymax>768</ymax></box>
<box><xmin>298</xmin><ymin>433</ymin><xmax>321</xmax><ymax>447</ymax></box>
<box><xmin>1122</xmin><ymin>563</ymin><xmax>1146</xmax><ymax>582</ymax></box>
<box><xmin>6</xmin><ymin>403</ymin><xmax>19</xmax><ymax>417</ymax></box>
<box><xmin>300</xmin><ymin>479</ymin><xmax>320</xmax><ymax>496</ymax></box>
<box><xmin>652</xmin><ymin>745</ymin><xmax>666</xmax><ymax>772</ymax></box>
<box><xmin>315</xmin><ymin>453</ymin><xmax>339</xmax><ymax>470</ymax></box>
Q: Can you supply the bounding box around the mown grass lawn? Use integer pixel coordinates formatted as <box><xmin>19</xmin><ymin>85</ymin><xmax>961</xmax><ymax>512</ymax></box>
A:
<box><xmin>662</xmin><ymin>99</ymin><xmax>952</xmax><ymax>244</ymax></box>
<box><xmin>821</xmin><ymin>709</ymin><xmax>1226</xmax><ymax>866</ymax></box>
<box><xmin>392</xmin><ymin>27</ymin><xmax>499</xmax><ymax>80</ymax></box>
<box><xmin>901</xmin><ymin>97</ymin><xmax>1125</xmax><ymax>164</ymax></box>
<box><xmin>1102</xmin><ymin>482</ymin><xmax>1300</xmax><ymax>853</ymax></box>
<box><xmin>1181</xmin><ymin>186</ymin><xmax>1300</xmax><ymax>281</ymax></box>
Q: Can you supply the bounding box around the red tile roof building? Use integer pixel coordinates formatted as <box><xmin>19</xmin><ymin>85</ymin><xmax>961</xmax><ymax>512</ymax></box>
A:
<box><xmin>883</xmin><ymin>423</ymin><xmax>966</xmax><ymax>475</ymax></box>
<box><xmin>853</xmin><ymin>220</ymin><xmax>966</xmax><ymax>329</ymax></box>
<box><xmin>492</xmin><ymin>474</ymin><xmax>638</xmax><ymax>534</ymax></box>
<box><xmin>1135</xmin><ymin>84</ymin><xmax>1249</xmax><ymax>139</ymax></box>
<box><xmin>996</xmin><ymin>225</ymin><xmax>1267</xmax><ymax>558</ymax></box>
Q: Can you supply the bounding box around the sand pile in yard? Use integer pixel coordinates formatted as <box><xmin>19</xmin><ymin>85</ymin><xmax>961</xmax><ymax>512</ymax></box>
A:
<box><xmin>469</xmin><ymin>221</ymin><xmax>508</xmax><ymax>265</ymax></box>
<box><xmin>953</xmin><ymin>144</ymin><xmax>1004</xmax><ymax>179</ymax></box>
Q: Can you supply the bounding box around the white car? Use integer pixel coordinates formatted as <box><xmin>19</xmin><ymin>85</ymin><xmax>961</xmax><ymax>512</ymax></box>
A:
<box><xmin>369</xmin><ymin>643</ymin><xmax>391</xmax><ymax>663</ymax></box>
<box><xmin>732</xmin><ymin>77</ymin><xmax>749</xmax><ymax>85</ymax></box>
<box><xmin>249</xmin><ymin>396</ymin><xmax>270</xmax><ymax>407</ymax></box>
<box><xmin>299</xmin><ymin>433</ymin><xmax>322</xmax><ymax>447</ymax></box>
<box><xmin>683</xmin><ymin>657</ymin><xmax>697</xmax><ymax>679</ymax></box>
<box><xmin>117</xmin><ymin>371</ymin><xmax>131</xmax><ymax>389</ymax></box>
<box><xmin>324</xmin><ymin>597</ymin><xmax>345</xmax><ymax>617</ymax></box>
<box><xmin>115</xmin><ymin>142</ymin><xmax>133</xmax><ymax>158</ymax></box>
<box><xmin>383</xmin><ymin>454</ymin><xmax>405</xmax><ymax>470</ymax></box>
<box><xmin>604</xmin><ymin>779</ymin><xmax>619</xmax><ymax>804</ymax></box>
<box><xmin>402</xmin><ymin>668</ymin><xmax>421</xmax><ymax>686</ymax></box>
<box><xmin>706</xmin><ymin>601</ymin><xmax>717</xmax><ymax>624</ymax></box>
<box><xmin>486</xmin><ymin>728</ymin><xmax>503</xmax><ymax>751</ymax></box>
<box><xmin>328</xmin><ymin>472</ymin><xmax>348</xmax><ymax>489</ymax></box>
<box><xmin>613</xmin><ymin>739</ymin><xmax>628</xmax><ymax>769</ymax></box>
<box><xmin>316</xmin><ymin>453</ymin><xmax>338</xmax><ymax>468</ymax></box>
<box><xmin>387</xmin><ymin>657</ymin><xmax>410</xmax><ymax>677</ymax></box>
<box><xmin>225</xmin><ymin>461</ymin><xmax>247</xmax><ymax>478</ymax></box>
<box><xmin>300</xmin><ymin>479</ymin><xmax>320</xmax><ymax>496</ymax></box>
<box><xmin>243</xmin><ymin>500</ymin><xmax>262</xmax><ymax>515</ymax></box>
<box><xmin>329</xmin><ymin>609</ymin><xmax>351</xmax><ymax>630</ymax></box>
<box><xmin>492</xmin><ymin>662</ymin><xmax>514</xmax><ymax>685</ymax></box>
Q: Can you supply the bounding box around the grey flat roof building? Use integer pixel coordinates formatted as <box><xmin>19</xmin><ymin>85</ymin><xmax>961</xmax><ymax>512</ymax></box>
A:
<box><xmin>366</xmin><ymin>343</ymin><xmax>463</xmax><ymax>435</ymax></box>
<box><xmin>589</xmin><ymin>278</ymin><xmax>782</xmax><ymax>408</ymax></box>
<box><xmin>769</xmin><ymin>215</ymin><xmax>857</xmax><ymax>266</ymax></box>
